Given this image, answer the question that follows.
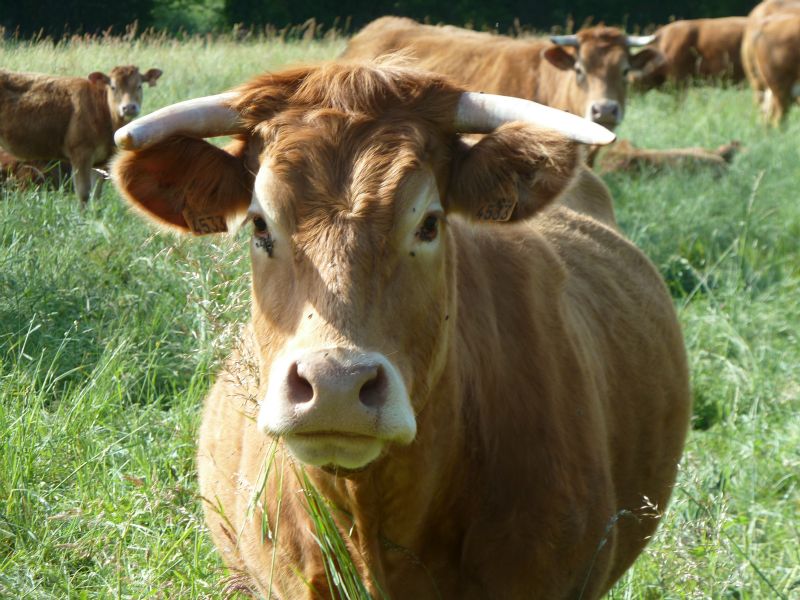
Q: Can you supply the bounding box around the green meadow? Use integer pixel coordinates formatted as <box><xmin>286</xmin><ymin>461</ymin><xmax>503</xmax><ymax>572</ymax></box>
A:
<box><xmin>1</xmin><ymin>34</ymin><xmax>798</xmax><ymax>598</ymax></box>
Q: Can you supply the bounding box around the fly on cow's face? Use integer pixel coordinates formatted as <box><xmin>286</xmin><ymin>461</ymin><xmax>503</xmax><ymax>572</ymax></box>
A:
<box><xmin>252</xmin><ymin>216</ymin><xmax>274</xmax><ymax>257</ymax></box>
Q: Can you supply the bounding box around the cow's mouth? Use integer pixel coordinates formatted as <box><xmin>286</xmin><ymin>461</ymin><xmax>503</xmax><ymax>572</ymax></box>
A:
<box><xmin>592</xmin><ymin>117</ymin><xmax>619</xmax><ymax>130</ymax></box>
<box><xmin>284</xmin><ymin>431</ymin><xmax>384</xmax><ymax>470</ymax></box>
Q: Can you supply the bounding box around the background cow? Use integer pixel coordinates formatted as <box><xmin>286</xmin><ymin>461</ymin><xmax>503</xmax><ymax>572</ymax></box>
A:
<box><xmin>630</xmin><ymin>17</ymin><xmax>747</xmax><ymax>89</ymax></box>
<box><xmin>0</xmin><ymin>65</ymin><xmax>162</xmax><ymax>203</ymax></box>
<box><xmin>112</xmin><ymin>62</ymin><xmax>690</xmax><ymax>599</ymax></box>
<box><xmin>341</xmin><ymin>17</ymin><xmax>661</xmax><ymax>130</ymax></box>
<box><xmin>742</xmin><ymin>0</ymin><xmax>800</xmax><ymax>124</ymax></box>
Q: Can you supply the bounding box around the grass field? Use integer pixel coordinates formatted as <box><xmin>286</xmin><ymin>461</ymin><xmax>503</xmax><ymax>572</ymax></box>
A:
<box><xmin>1</xmin><ymin>34</ymin><xmax>799</xmax><ymax>599</ymax></box>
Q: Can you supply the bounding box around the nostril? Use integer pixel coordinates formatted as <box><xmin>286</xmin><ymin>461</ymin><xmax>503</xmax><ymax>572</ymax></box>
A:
<box><xmin>287</xmin><ymin>362</ymin><xmax>314</xmax><ymax>404</ymax></box>
<box><xmin>359</xmin><ymin>365</ymin><xmax>387</xmax><ymax>408</ymax></box>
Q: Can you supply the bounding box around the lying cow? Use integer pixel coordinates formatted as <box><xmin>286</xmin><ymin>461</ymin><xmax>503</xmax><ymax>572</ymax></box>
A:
<box><xmin>0</xmin><ymin>148</ymin><xmax>71</xmax><ymax>189</ymax></box>
<box><xmin>742</xmin><ymin>0</ymin><xmax>800</xmax><ymax>124</ymax></box>
<box><xmin>112</xmin><ymin>62</ymin><xmax>690</xmax><ymax>599</ymax></box>
<box><xmin>0</xmin><ymin>65</ymin><xmax>162</xmax><ymax>203</ymax></box>
<box><xmin>596</xmin><ymin>139</ymin><xmax>741</xmax><ymax>175</ymax></box>
<box><xmin>341</xmin><ymin>17</ymin><xmax>661</xmax><ymax>130</ymax></box>
<box><xmin>630</xmin><ymin>17</ymin><xmax>747</xmax><ymax>89</ymax></box>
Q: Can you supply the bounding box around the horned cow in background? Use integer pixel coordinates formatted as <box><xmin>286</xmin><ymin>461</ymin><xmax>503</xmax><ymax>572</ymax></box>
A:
<box><xmin>341</xmin><ymin>17</ymin><xmax>662</xmax><ymax>130</ymax></box>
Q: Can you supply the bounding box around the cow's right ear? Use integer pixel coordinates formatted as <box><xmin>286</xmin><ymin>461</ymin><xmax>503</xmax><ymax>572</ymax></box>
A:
<box><xmin>447</xmin><ymin>123</ymin><xmax>580</xmax><ymax>222</ymax></box>
<box><xmin>143</xmin><ymin>68</ymin><xmax>163</xmax><ymax>87</ymax></box>
<box><xmin>88</xmin><ymin>72</ymin><xmax>110</xmax><ymax>85</ymax></box>
<box><xmin>111</xmin><ymin>136</ymin><xmax>253</xmax><ymax>235</ymax></box>
<box><xmin>542</xmin><ymin>46</ymin><xmax>577</xmax><ymax>70</ymax></box>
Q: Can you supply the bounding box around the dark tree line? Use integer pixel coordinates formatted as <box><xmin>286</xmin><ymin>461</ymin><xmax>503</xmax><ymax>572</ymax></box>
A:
<box><xmin>0</xmin><ymin>0</ymin><xmax>758</xmax><ymax>38</ymax></box>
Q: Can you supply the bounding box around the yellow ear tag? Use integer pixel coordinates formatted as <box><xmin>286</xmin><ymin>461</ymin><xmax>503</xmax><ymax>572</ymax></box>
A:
<box><xmin>182</xmin><ymin>208</ymin><xmax>228</xmax><ymax>235</ymax></box>
<box><xmin>476</xmin><ymin>198</ymin><xmax>517</xmax><ymax>221</ymax></box>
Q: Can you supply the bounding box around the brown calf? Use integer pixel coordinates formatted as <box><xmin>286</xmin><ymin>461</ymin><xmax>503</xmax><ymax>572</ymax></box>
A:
<box><xmin>631</xmin><ymin>17</ymin><xmax>747</xmax><ymax>89</ymax></box>
<box><xmin>0</xmin><ymin>65</ymin><xmax>161</xmax><ymax>203</ymax></box>
<box><xmin>342</xmin><ymin>17</ymin><xmax>661</xmax><ymax>130</ymax></box>
<box><xmin>742</xmin><ymin>1</ymin><xmax>800</xmax><ymax>124</ymax></box>
<box><xmin>112</xmin><ymin>63</ymin><xmax>690</xmax><ymax>599</ymax></box>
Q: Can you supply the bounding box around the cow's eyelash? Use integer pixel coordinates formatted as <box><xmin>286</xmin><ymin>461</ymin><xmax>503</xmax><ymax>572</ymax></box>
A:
<box><xmin>249</xmin><ymin>215</ymin><xmax>275</xmax><ymax>257</ymax></box>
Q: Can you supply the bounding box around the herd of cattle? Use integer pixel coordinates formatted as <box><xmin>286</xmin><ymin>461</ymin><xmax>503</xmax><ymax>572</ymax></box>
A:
<box><xmin>3</xmin><ymin>3</ymin><xmax>799</xmax><ymax>201</ymax></box>
<box><xmin>2</xmin><ymin>2</ymin><xmax>796</xmax><ymax>598</ymax></box>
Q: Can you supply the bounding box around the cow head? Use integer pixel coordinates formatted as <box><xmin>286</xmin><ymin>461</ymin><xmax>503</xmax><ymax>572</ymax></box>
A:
<box><xmin>544</xmin><ymin>27</ymin><xmax>661</xmax><ymax>128</ymax></box>
<box><xmin>112</xmin><ymin>64</ymin><xmax>613</xmax><ymax>474</ymax></box>
<box><xmin>89</xmin><ymin>65</ymin><xmax>163</xmax><ymax>123</ymax></box>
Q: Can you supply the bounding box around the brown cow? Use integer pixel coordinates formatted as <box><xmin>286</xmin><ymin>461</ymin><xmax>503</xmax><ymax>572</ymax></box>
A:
<box><xmin>0</xmin><ymin>65</ymin><xmax>162</xmax><ymax>203</ymax></box>
<box><xmin>630</xmin><ymin>17</ymin><xmax>747</xmax><ymax>89</ymax></box>
<box><xmin>111</xmin><ymin>62</ymin><xmax>690</xmax><ymax>599</ymax></box>
<box><xmin>742</xmin><ymin>1</ymin><xmax>800</xmax><ymax>124</ymax></box>
<box><xmin>341</xmin><ymin>17</ymin><xmax>661</xmax><ymax>130</ymax></box>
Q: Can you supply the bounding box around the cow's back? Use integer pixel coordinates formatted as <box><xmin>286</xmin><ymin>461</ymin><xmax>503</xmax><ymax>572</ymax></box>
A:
<box><xmin>343</xmin><ymin>19</ymin><xmax>545</xmax><ymax>100</ymax></box>
<box><xmin>536</xmin><ymin>208</ymin><xmax>689</xmax><ymax>583</ymax></box>
<box><xmin>0</xmin><ymin>70</ymin><xmax>77</xmax><ymax>160</ymax></box>
<box><xmin>656</xmin><ymin>17</ymin><xmax>746</xmax><ymax>81</ymax></box>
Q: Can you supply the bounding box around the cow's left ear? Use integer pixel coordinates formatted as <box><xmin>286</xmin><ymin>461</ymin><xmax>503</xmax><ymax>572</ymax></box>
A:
<box><xmin>88</xmin><ymin>72</ymin><xmax>110</xmax><ymax>85</ymax></box>
<box><xmin>447</xmin><ymin>124</ymin><xmax>580</xmax><ymax>222</ymax></box>
<box><xmin>629</xmin><ymin>48</ymin><xmax>664</xmax><ymax>71</ymax></box>
<box><xmin>142</xmin><ymin>68</ymin><xmax>163</xmax><ymax>87</ymax></box>
<box><xmin>112</xmin><ymin>136</ymin><xmax>253</xmax><ymax>234</ymax></box>
<box><xmin>542</xmin><ymin>46</ymin><xmax>577</xmax><ymax>70</ymax></box>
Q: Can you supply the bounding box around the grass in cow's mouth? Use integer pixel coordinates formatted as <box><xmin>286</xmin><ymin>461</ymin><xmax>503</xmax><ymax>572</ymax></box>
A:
<box><xmin>0</xmin><ymin>32</ymin><xmax>798</xmax><ymax>600</ymax></box>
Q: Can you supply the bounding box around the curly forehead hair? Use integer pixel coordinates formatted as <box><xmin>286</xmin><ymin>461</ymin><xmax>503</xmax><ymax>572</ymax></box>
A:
<box><xmin>231</xmin><ymin>61</ymin><xmax>464</xmax><ymax>131</ymax></box>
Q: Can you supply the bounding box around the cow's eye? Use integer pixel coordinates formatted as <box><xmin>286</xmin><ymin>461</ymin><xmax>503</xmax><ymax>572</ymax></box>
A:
<box><xmin>622</xmin><ymin>66</ymin><xmax>631</xmax><ymax>77</ymax></box>
<box><xmin>253</xmin><ymin>217</ymin><xmax>268</xmax><ymax>233</ymax></box>
<box><xmin>417</xmin><ymin>213</ymin><xmax>440</xmax><ymax>242</ymax></box>
<box><xmin>110</xmin><ymin>84</ymin><xmax>117</xmax><ymax>91</ymax></box>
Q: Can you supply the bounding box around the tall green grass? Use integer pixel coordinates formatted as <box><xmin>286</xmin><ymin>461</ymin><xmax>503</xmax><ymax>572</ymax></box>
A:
<box><xmin>1</xmin><ymin>36</ymin><xmax>798</xmax><ymax>598</ymax></box>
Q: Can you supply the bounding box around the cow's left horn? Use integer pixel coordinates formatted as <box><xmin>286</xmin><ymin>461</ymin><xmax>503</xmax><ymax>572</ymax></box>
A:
<box><xmin>454</xmin><ymin>92</ymin><xmax>616</xmax><ymax>145</ymax></box>
<box><xmin>114</xmin><ymin>92</ymin><xmax>245</xmax><ymax>150</ymax></box>
<box><xmin>626</xmin><ymin>35</ymin><xmax>656</xmax><ymax>47</ymax></box>
<box><xmin>550</xmin><ymin>35</ymin><xmax>579</xmax><ymax>47</ymax></box>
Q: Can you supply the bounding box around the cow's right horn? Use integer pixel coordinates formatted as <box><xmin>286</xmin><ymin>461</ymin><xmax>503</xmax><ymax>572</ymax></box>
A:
<box><xmin>454</xmin><ymin>92</ymin><xmax>616</xmax><ymax>145</ymax></box>
<box><xmin>550</xmin><ymin>34</ymin><xmax>580</xmax><ymax>47</ymax></box>
<box><xmin>114</xmin><ymin>92</ymin><xmax>245</xmax><ymax>151</ymax></box>
<box><xmin>626</xmin><ymin>35</ymin><xmax>656</xmax><ymax>47</ymax></box>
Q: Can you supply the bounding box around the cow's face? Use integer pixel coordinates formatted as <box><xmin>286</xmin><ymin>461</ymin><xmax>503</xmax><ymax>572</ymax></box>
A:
<box><xmin>544</xmin><ymin>27</ymin><xmax>661</xmax><ymax>129</ymax></box>
<box><xmin>246</xmin><ymin>116</ymin><xmax>456</xmax><ymax>471</ymax></box>
<box><xmin>112</xmin><ymin>64</ymin><xmax>581</xmax><ymax>473</ymax></box>
<box><xmin>89</xmin><ymin>66</ymin><xmax>162</xmax><ymax>122</ymax></box>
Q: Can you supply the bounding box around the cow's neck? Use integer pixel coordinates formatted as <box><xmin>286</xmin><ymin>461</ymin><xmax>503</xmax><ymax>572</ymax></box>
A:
<box><xmin>88</xmin><ymin>84</ymin><xmax>118</xmax><ymax>156</ymax></box>
<box><xmin>109</xmin><ymin>111</ymin><xmax>127</xmax><ymax>136</ymax></box>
